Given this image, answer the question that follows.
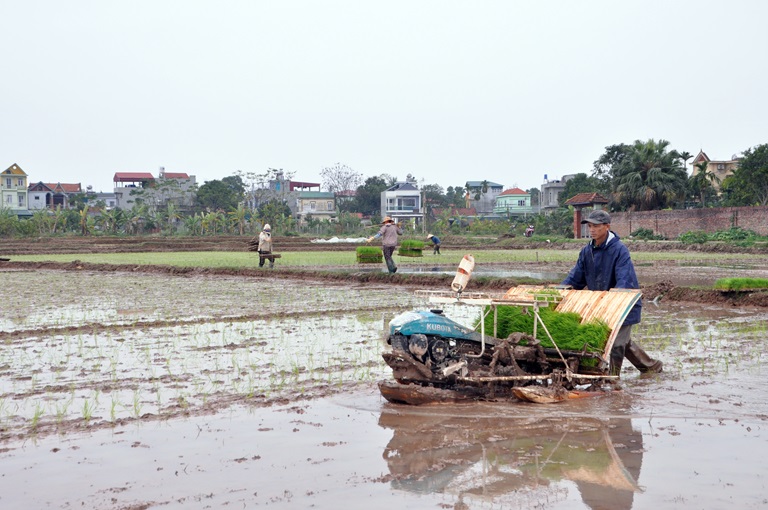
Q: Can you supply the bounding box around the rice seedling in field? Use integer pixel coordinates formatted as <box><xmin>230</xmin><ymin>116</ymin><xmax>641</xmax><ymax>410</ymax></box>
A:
<box><xmin>356</xmin><ymin>246</ymin><xmax>382</xmax><ymax>263</ymax></box>
<box><xmin>713</xmin><ymin>277</ymin><xmax>768</xmax><ymax>291</ymax></box>
<box><xmin>398</xmin><ymin>240</ymin><xmax>424</xmax><ymax>257</ymax></box>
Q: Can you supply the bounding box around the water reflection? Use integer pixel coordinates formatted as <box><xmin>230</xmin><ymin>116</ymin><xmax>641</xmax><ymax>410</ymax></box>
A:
<box><xmin>379</xmin><ymin>406</ymin><xmax>644</xmax><ymax>509</ymax></box>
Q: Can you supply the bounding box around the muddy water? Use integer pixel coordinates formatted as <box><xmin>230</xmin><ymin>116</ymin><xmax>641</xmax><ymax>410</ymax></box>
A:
<box><xmin>1</xmin><ymin>270</ymin><xmax>767</xmax><ymax>509</ymax></box>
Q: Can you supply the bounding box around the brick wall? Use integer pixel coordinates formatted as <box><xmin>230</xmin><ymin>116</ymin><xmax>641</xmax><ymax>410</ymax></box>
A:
<box><xmin>607</xmin><ymin>206</ymin><xmax>768</xmax><ymax>239</ymax></box>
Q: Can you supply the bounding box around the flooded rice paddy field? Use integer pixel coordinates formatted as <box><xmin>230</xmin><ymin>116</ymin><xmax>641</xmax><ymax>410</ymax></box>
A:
<box><xmin>1</xmin><ymin>268</ymin><xmax>767</xmax><ymax>509</ymax></box>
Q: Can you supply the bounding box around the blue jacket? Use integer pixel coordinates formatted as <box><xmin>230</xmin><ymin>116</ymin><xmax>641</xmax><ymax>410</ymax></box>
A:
<box><xmin>561</xmin><ymin>232</ymin><xmax>642</xmax><ymax>325</ymax></box>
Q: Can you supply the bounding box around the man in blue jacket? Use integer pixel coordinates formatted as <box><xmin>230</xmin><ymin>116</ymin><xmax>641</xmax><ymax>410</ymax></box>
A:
<box><xmin>562</xmin><ymin>210</ymin><xmax>663</xmax><ymax>376</ymax></box>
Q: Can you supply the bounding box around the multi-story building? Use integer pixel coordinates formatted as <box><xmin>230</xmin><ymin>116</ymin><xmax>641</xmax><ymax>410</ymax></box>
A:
<box><xmin>113</xmin><ymin>168</ymin><xmax>196</xmax><ymax>210</ymax></box>
<box><xmin>465</xmin><ymin>180</ymin><xmax>503</xmax><ymax>215</ymax></box>
<box><xmin>293</xmin><ymin>191</ymin><xmax>337</xmax><ymax>223</ymax></box>
<box><xmin>28</xmin><ymin>182</ymin><xmax>82</xmax><ymax>210</ymax></box>
<box><xmin>1</xmin><ymin>163</ymin><xmax>30</xmax><ymax>217</ymax></box>
<box><xmin>691</xmin><ymin>151</ymin><xmax>740</xmax><ymax>192</ymax></box>
<box><xmin>380</xmin><ymin>179</ymin><xmax>423</xmax><ymax>225</ymax></box>
<box><xmin>540</xmin><ymin>174</ymin><xmax>575</xmax><ymax>212</ymax></box>
<box><xmin>493</xmin><ymin>187</ymin><xmax>534</xmax><ymax>217</ymax></box>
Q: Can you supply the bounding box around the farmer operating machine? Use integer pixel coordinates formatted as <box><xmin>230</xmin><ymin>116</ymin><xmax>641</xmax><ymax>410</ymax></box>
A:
<box><xmin>379</xmin><ymin>255</ymin><xmax>642</xmax><ymax>404</ymax></box>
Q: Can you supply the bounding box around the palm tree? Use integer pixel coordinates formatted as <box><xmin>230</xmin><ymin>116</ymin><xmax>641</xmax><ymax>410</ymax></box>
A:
<box><xmin>691</xmin><ymin>161</ymin><xmax>721</xmax><ymax>207</ymax></box>
<box><xmin>678</xmin><ymin>151</ymin><xmax>693</xmax><ymax>175</ymax></box>
<box><xmin>228</xmin><ymin>204</ymin><xmax>248</xmax><ymax>236</ymax></box>
<box><xmin>612</xmin><ymin>139</ymin><xmax>688</xmax><ymax>210</ymax></box>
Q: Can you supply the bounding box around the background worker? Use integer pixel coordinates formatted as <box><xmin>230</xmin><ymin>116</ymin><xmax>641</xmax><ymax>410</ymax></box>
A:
<box><xmin>367</xmin><ymin>216</ymin><xmax>403</xmax><ymax>273</ymax></box>
<box><xmin>426</xmin><ymin>233</ymin><xmax>441</xmax><ymax>254</ymax></box>
<box><xmin>258</xmin><ymin>223</ymin><xmax>275</xmax><ymax>268</ymax></box>
<box><xmin>561</xmin><ymin>209</ymin><xmax>662</xmax><ymax>376</ymax></box>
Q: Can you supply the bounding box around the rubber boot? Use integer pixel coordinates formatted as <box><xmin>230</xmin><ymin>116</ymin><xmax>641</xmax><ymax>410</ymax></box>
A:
<box><xmin>609</xmin><ymin>343</ymin><xmax>625</xmax><ymax>377</ymax></box>
<box><xmin>625</xmin><ymin>341</ymin><xmax>663</xmax><ymax>373</ymax></box>
<box><xmin>385</xmin><ymin>257</ymin><xmax>397</xmax><ymax>273</ymax></box>
<box><xmin>269</xmin><ymin>260</ymin><xmax>274</xmax><ymax>269</ymax></box>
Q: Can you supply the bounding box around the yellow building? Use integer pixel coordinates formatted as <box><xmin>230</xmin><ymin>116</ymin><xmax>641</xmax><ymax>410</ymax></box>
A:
<box><xmin>1</xmin><ymin>163</ymin><xmax>30</xmax><ymax>216</ymax></box>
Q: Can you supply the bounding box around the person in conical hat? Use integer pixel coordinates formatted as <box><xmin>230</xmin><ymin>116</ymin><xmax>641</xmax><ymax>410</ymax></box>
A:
<box><xmin>366</xmin><ymin>217</ymin><xmax>403</xmax><ymax>273</ymax></box>
<box><xmin>426</xmin><ymin>233</ymin><xmax>441</xmax><ymax>255</ymax></box>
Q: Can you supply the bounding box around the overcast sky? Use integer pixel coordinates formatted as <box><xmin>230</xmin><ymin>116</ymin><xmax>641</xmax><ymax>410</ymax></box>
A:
<box><xmin>2</xmin><ymin>0</ymin><xmax>766</xmax><ymax>194</ymax></box>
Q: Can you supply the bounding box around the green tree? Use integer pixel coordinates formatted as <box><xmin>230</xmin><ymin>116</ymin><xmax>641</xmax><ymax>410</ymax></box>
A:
<box><xmin>606</xmin><ymin>139</ymin><xmax>688</xmax><ymax>211</ymax></box>
<box><xmin>687</xmin><ymin>161</ymin><xmax>721</xmax><ymax>207</ymax></box>
<box><xmin>678</xmin><ymin>150</ymin><xmax>693</xmax><ymax>175</ymax></box>
<box><xmin>257</xmin><ymin>199</ymin><xmax>292</xmax><ymax>230</ymax></box>
<box><xmin>228</xmin><ymin>203</ymin><xmax>249</xmax><ymax>235</ymax></box>
<box><xmin>558</xmin><ymin>173</ymin><xmax>606</xmax><ymax>207</ymax></box>
<box><xmin>592</xmin><ymin>143</ymin><xmax>633</xmax><ymax>191</ymax></box>
<box><xmin>196</xmin><ymin>176</ymin><xmax>245</xmax><ymax>212</ymax></box>
<box><xmin>445</xmin><ymin>186</ymin><xmax>467</xmax><ymax>209</ymax></box>
<box><xmin>184</xmin><ymin>213</ymin><xmax>203</xmax><ymax>235</ymax></box>
<box><xmin>100</xmin><ymin>208</ymin><xmax>125</xmax><ymax>234</ymax></box>
<box><xmin>721</xmin><ymin>144</ymin><xmax>768</xmax><ymax>206</ymax></box>
<box><xmin>352</xmin><ymin>175</ymin><xmax>390</xmax><ymax>216</ymax></box>
<box><xmin>527</xmin><ymin>187</ymin><xmax>540</xmax><ymax>210</ymax></box>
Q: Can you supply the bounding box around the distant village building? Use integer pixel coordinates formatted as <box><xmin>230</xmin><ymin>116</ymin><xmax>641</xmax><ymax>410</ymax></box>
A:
<box><xmin>540</xmin><ymin>174</ymin><xmax>576</xmax><ymax>212</ymax></box>
<box><xmin>493</xmin><ymin>187</ymin><xmax>534</xmax><ymax>217</ymax></box>
<box><xmin>1</xmin><ymin>163</ymin><xmax>31</xmax><ymax>217</ymax></box>
<box><xmin>465</xmin><ymin>180</ymin><xmax>503</xmax><ymax>215</ymax></box>
<box><xmin>28</xmin><ymin>182</ymin><xmax>82</xmax><ymax>210</ymax></box>
<box><xmin>691</xmin><ymin>151</ymin><xmax>740</xmax><ymax>192</ymax></box>
<box><xmin>292</xmin><ymin>191</ymin><xmax>337</xmax><ymax>224</ymax></box>
<box><xmin>381</xmin><ymin>177</ymin><xmax>424</xmax><ymax>225</ymax></box>
<box><xmin>113</xmin><ymin>168</ymin><xmax>196</xmax><ymax>210</ymax></box>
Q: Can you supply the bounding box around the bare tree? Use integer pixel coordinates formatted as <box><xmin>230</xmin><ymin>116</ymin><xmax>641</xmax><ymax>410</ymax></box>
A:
<box><xmin>320</xmin><ymin>163</ymin><xmax>362</xmax><ymax>193</ymax></box>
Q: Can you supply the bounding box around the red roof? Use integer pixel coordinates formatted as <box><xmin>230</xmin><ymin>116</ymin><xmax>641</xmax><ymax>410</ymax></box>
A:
<box><xmin>46</xmin><ymin>183</ymin><xmax>82</xmax><ymax>193</ymax></box>
<box><xmin>564</xmin><ymin>192</ymin><xmax>609</xmax><ymax>206</ymax></box>
<box><xmin>162</xmin><ymin>172</ymin><xmax>189</xmax><ymax>179</ymax></box>
<box><xmin>114</xmin><ymin>172</ymin><xmax>154</xmax><ymax>182</ymax></box>
<box><xmin>498</xmin><ymin>187</ymin><xmax>528</xmax><ymax>196</ymax></box>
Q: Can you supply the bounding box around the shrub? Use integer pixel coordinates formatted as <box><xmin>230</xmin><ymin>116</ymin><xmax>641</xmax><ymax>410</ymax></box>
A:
<box><xmin>356</xmin><ymin>246</ymin><xmax>382</xmax><ymax>263</ymax></box>
<box><xmin>678</xmin><ymin>230</ymin><xmax>709</xmax><ymax>244</ymax></box>
<box><xmin>631</xmin><ymin>228</ymin><xmax>665</xmax><ymax>240</ymax></box>
<box><xmin>710</xmin><ymin>227</ymin><xmax>757</xmax><ymax>242</ymax></box>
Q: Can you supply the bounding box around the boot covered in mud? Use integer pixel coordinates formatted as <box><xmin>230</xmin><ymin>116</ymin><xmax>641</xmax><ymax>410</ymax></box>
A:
<box><xmin>609</xmin><ymin>343</ymin><xmax>625</xmax><ymax>377</ymax></box>
<box><xmin>385</xmin><ymin>257</ymin><xmax>397</xmax><ymax>273</ymax></box>
<box><xmin>625</xmin><ymin>341</ymin><xmax>663</xmax><ymax>373</ymax></box>
<box><xmin>269</xmin><ymin>260</ymin><xmax>274</xmax><ymax>269</ymax></box>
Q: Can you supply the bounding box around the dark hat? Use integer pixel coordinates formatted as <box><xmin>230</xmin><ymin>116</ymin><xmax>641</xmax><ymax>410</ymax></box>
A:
<box><xmin>581</xmin><ymin>210</ymin><xmax>611</xmax><ymax>225</ymax></box>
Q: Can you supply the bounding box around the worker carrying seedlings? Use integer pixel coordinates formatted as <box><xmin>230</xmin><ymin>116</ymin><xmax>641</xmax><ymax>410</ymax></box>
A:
<box><xmin>562</xmin><ymin>210</ymin><xmax>662</xmax><ymax>376</ymax></box>
<box><xmin>366</xmin><ymin>216</ymin><xmax>403</xmax><ymax>273</ymax></box>
<box><xmin>426</xmin><ymin>233</ymin><xmax>441</xmax><ymax>254</ymax></box>
<box><xmin>258</xmin><ymin>224</ymin><xmax>275</xmax><ymax>269</ymax></box>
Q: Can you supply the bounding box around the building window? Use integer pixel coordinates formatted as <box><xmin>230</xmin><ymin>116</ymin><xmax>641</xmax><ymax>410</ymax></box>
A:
<box><xmin>327</xmin><ymin>201</ymin><xmax>333</xmax><ymax>211</ymax></box>
<box><xmin>5</xmin><ymin>178</ymin><xmax>10</xmax><ymax>188</ymax></box>
<box><xmin>310</xmin><ymin>201</ymin><xmax>316</xmax><ymax>210</ymax></box>
<box><xmin>518</xmin><ymin>200</ymin><xmax>526</xmax><ymax>206</ymax></box>
<box><xmin>17</xmin><ymin>178</ymin><xmax>24</xmax><ymax>187</ymax></box>
<box><xmin>18</xmin><ymin>194</ymin><xmax>25</xmax><ymax>206</ymax></box>
<box><xmin>6</xmin><ymin>195</ymin><xmax>11</xmax><ymax>204</ymax></box>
